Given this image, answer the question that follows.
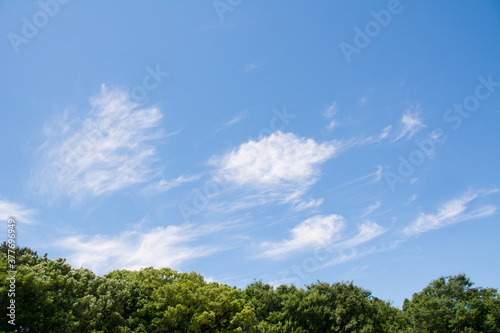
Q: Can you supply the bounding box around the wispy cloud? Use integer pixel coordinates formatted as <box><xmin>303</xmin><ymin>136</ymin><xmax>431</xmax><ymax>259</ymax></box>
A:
<box><xmin>326</xmin><ymin>120</ymin><xmax>337</xmax><ymax>131</ymax></box>
<box><xmin>243</xmin><ymin>62</ymin><xmax>260</xmax><ymax>73</ymax></box>
<box><xmin>142</xmin><ymin>174</ymin><xmax>202</xmax><ymax>195</ymax></box>
<box><xmin>0</xmin><ymin>198</ymin><xmax>37</xmax><ymax>224</ymax></box>
<box><xmin>315</xmin><ymin>221</ymin><xmax>386</xmax><ymax>268</ymax></box>
<box><xmin>359</xmin><ymin>201</ymin><xmax>381</xmax><ymax>218</ymax></box>
<box><xmin>260</xmin><ymin>215</ymin><xmax>346</xmax><ymax>259</ymax></box>
<box><xmin>393</xmin><ymin>105</ymin><xmax>425</xmax><ymax>142</ymax></box>
<box><xmin>214</xmin><ymin>110</ymin><xmax>249</xmax><ymax>134</ymax></box>
<box><xmin>379</xmin><ymin>125</ymin><xmax>392</xmax><ymax>140</ymax></box>
<box><xmin>319</xmin><ymin>247</ymin><xmax>379</xmax><ymax>269</ymax></box>
<box><xmin>403</xmin><ymin>189</ymin><xmax>498</xmax><ymax>236</ymax></box>
<box><xmin>330</xmin><ymin>165</ymin><xmax>382</xmax><ymax>191</ymax></box>
<box><xmin>292</xmin><ymin>198</ymin><xmax>324</xmax><ymax>211</ymax></box>
<box><xmin>358</xmin><ymin>97</ymin><xmax>367</xmax><ymax>106</ymax></box>
<box><xmin>333</xmin><ymin>221</ymin><xmax>385</xmax><ymax>250</ymax></box>
<box><xmin>259</xmin><ymin>214</ymin><xmax>385</xmax><ymax>261</ymax></box>
<box><xmin>360</xmin><ymin>125</ymin><xmax>392</xmax><ymax>144</ymax></box>
<box><xmin>59</xmin><ymin>222</ymin><xmax>226</xmax><ymax>274</ymax></box>
<box><xmin>323</xmin><ymin>102</ymin><xmax>339</xmax><ymax>132</ymax></box>
<box><xmin>32</xmin><ymin>85</ymin><xmax>164</xmax><ymax>203</ymax></box>
<box><xmin>324</xmin><ymin>102</ymin><xmax>338</xmax><ymax>119</ymax></box>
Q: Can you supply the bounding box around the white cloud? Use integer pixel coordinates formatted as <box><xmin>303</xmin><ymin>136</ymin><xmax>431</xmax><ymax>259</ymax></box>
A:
<box><xmin>358</xmin><ymin>97</ymin><xmax>367</xmax><ymax>106</ymax></box>
<box><xmin>359</xmin><ymin>125</ymin><xmax>392</xmax><ymax>144</ymax></box>
<box><xmin>211</xmin><ymin>131</ymin><xmax>336</xmax><ymax>187</ymax></box>
<box><xmin>33</xmin><ymin>85</ymin><xmax>164</xmax><ymax>203</ymax></box>
<box><xmin>330</xmin><ymin>165</ymin><xmax>382</xmax><ymax>191</ymax></box>
<box><xmin>324</xmin><ymin>102</ymin><xmax>338</xmax><ymax>119</ymax></box>
<box><xmin>260</xmin><ymin>215</ymin><xmax>345</xmax><ymax>259</ymax></box>
<box><xmin>293</xmin><ymin>198</ymin><xmax>324</xmax><ymax>211</ymax></box>
<box><xmin>314</xmin><ymin>221</ymin><xmax>386</xmax><ymax>268</ymax></box>
<box><xmin>319</xmin><ymin>246</ymin><xmax>382</xmax><ymax>269</ymax></box>
<box><xmin>323</xmin><ymin>102</ymin><xmax>339</xmax><ymax>132</ymax></box>
<box><xmin>0</xmin><ymin>199</ymin><xmax>37</xmax><ymax>224</ymax></box>
<box><xmin>394</xmin><ymin>105</ymin><xmax>425</xmax><ymax>142</ymax></box>
<box><xmin>403</xmin><ymin>189</ymin><xmax>498</xmax><ymax>235</ymax></box>
<box><xmin>208</xmin><ymin>131</ymin><xmax>337</xmax><ymax>210</ymax></box>
<box><xmin>243</xmin><ymin>62</ymin><xmax>260</xmax><ymax>73</ymax></box>
<box><xmin>334</xmin><ymin>221</ymin><xmax>385</xmax><ymax>249</ymax></box>
<box><xmin>379</xmin><ymin>125</ymin><xmax>392</xmax><ymax>140</ymax></box>
<box><xmin>59</xmin><ymin>222</ymin><xmax>225</xmax><ymax>274</ymax></box>
<box><xmin>142</xmin><ymin>174</ymin><xmax>202</xmax><ymax>195</ymax></box>
<box><xmin>359</xmin><ymin>201</ymin><xmax>381</xmax><ymax>218</ymax></box>
<box><xmin>204</xmin><ymin>276</ymin><xmax>215</xmax><ymax>283</ymax></box>
<box><xmin>225</xmin><ymin>110</ymin><xmax>249</xmax><ymax>127</ymax></box>
<box><xmin>259</xmin><ymin>214</ymin><xmax>385</xmax><ymax>260</ymax></box>
<box><xmin>326</xmin><ymin>120</ymin><xmax>337</xmax><ymax>131</ymax></box>
<box><xmin>214</xmin><ymin>110</ymin><xmax>249</xmax><ymax>134</ymax></box>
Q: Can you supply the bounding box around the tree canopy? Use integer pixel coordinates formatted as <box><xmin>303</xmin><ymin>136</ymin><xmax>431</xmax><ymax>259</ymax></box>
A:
<box><xmin>1</xmin><ymin>243</ymin><xmax>499</xmax><ymax>332</ymax></box>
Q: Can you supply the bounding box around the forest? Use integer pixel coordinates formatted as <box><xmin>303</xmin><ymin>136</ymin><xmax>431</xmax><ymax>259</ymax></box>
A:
<box><xmin>1</xmin><ymin>243</ymin><xmax>499</xmax><ymax>333</ymax></box>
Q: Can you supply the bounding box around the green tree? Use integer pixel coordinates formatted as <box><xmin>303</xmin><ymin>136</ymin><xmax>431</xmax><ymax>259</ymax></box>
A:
<box><xmin>250</xmin><ymin>281</ymin><xmax>400</xmax><ymax>332</ymax></box>
<box><xmin>294</xmin><ymin>281</ymin><xmax>380</xmax><ymax>332</ymax></box>
<box><xmin>244</xmin><ymin>281</ymin><xmax>283</xmax><ymax>327</ymax></box>
<box><xmin>1</xmin><ymin>244</ymin><xmax>76</xmax><ymax>332</ymax></box>
<box><xmin>371</xmin><ymin>297</ymin><xmax>409</xmax><ymax>333</ymax></box>
<box><xmin>4</xmin><ymin>244</ymin><xmax>500</xmax><ymax>333</ymax></box>
<box><xmin>403</xmin><ymin>274</ymin><xmax>500</xmax><ymax>333</ymax></box>
<box><xmin>107</xmin><ymin>267</ymin><xmax>258</xmax><ymax>332</ymax></box>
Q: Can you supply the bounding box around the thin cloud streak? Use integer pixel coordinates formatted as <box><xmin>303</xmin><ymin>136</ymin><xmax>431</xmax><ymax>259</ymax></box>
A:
<box><xmin>0</xmin><ymin>198</ymin><xmax>37</xmax><ymax>224</ymax></box>
<box><xmin>403</xmin><ymin>188</ymin><xmax>498</xmax><ymax>236</ymax></box>
<box><xmin>142</xmin><ymin>174</ymin><xmax>202</xmax><ymax>195</ymax></box>
<box><xmin>324</xmin><ymin>101</ymin><xmax>338</xmax><ymax>119</ymax></box>
<box><xmin>213</xmin><ymin>110</ymin><xmax>249</xmax><ymax>134</ymax></box>
<box><xmin>359</xmin><ymin>201</ymin><xmax>381</xmax><ymax>218</ymax></box>
<box><xmin>243</xmin><ymin>62</ymin><xmax>261</xmax><ymax>72</ymax></box>
<box><xmin>324</xmin><ymin>102</ymin><xmax>338</xmax><ymax>131</ymax></box>
<box><xmin>329</xmin><ymin>165</ymin><xmax>382</xmax><ymax>192</ymax></box>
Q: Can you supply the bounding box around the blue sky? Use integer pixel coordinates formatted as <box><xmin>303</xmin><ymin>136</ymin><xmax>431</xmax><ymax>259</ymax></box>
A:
<box><xmin>1</xmin><ymin>0</ymin><xmax>500</xmax><ymax>307</ymax></box>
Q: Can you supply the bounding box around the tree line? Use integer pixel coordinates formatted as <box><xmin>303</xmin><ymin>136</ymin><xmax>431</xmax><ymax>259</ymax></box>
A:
<box><xmin>1</xmin><ymin>243</ymin><xmax>499</xmax><ymax>332</ymax></box>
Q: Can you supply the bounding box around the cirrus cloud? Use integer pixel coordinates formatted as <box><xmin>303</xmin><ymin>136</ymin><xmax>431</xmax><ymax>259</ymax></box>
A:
<box><xmin>393</xmin><ymin>104</ymin><xmax>425</xmax><ymax>142</ymax></box>
<box><xmin>0</xmin><ymin>198</ymin><xmax>37</xmax><ymax>224</ymax></box>
<box><xmin>403</xmin><ymin>188</ymin><xmax>498</xmax><ymax>236</ymax></box>
<box><xmin>32</xmin><ymin>85</ymin><xmax>164</xmax><ymax>204</ymax></box>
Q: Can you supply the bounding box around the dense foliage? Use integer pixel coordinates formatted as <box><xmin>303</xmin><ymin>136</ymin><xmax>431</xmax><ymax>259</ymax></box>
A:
<box><xmin>1</xmin><ymin>243</ymin><xmax>499</xmax><ymax>332</ymax></box>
